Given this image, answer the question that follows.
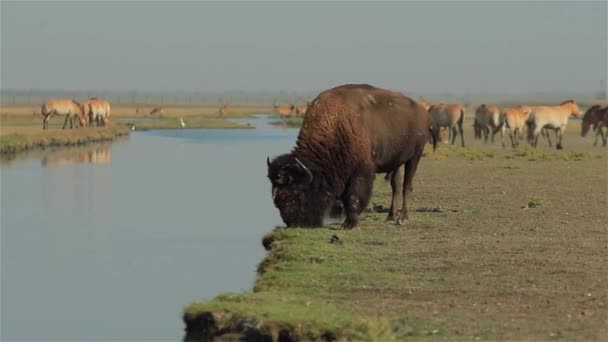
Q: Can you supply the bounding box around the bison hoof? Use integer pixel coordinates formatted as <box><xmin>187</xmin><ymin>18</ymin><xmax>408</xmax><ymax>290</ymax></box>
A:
<box><xmin>556</xmin><ymin>144</ymin><xmax>563</xmax><ymax>150</ymax></box>
<box><xmin>340</xmin><ymin>219</ymin><xmax>359</xmax><ymax>230</ymax></box>
<box><xmin>396</xmin><ymin>218</ymin><xmax>409</xmax><ymax>226</ymax></box>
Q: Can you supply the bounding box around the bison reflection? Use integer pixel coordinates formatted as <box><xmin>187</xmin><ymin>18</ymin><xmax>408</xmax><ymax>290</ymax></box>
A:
<box><xmin>267</xmin><ymin>84</ymin><xmax>431</xmax><ymax>229</ymax></box>
<box><xmin>41</xmin><ymin>145</ymin><xmax>111</xmax><ymax>167</ymax></box>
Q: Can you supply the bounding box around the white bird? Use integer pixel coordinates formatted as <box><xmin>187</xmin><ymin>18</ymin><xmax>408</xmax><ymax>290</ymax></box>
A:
<box><xmin>180</xmin><ymin>117</ymin><xmax>186</xmax><ymax>128</ymax></box>
<box><xmin>130</xmin><ymin>124</ymin><xmax>135</xmax><ymax>131</ymax></box>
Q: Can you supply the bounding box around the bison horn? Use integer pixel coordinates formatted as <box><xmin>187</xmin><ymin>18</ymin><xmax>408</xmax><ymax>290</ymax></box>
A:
<box><xmin>267</xmin><ymin>157</ymin><xmax>271</xmax><ymax>167</ymax></box>
<box><xmin>294</xmin><ymin>157</ymin><xmax>313</xmax><ymax>184</ymax></box>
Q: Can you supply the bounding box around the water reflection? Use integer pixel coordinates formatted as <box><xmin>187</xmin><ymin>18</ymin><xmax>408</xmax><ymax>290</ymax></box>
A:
<box><xmin>1</xmin><ymin>137</ymin><xmax>126</xmax><ymax>167</ymax></box>
<box><xmin>0</xmin><ymin>116</ymin><xmax>299</xmax><ymax>341</ymax></box>
<box><xmin>41</xmin><ymin>143</ymin><xmax>112</xmax><ymax>167</ymax></box>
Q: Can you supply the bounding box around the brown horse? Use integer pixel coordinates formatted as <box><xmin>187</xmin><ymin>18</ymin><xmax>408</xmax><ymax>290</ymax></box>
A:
<box><xmin>150</xmin><ymin>107</ymin><xmax>164</xmax><ymax>115</ymax></box>
<box><xmin>581</xmin><ymin>105</ymin><xmax>608</xmax><ymax>146</ymax></box>
<box><xmin>474</xmin><ymin>104</ymin><xmax>502</xmax><ymax>143</ymax></box>
<box><xmin>428</xmin><ymin>104</ymin><xmax>465</xmax><ymax>147</ymax></box>
<box><xmin>41</xmin><ymin>99</ymin><xmax>87</xmax><ymax>130</ymax></box>
<box><xmin>219</xmin><ymin>104</ymin><xmax>229</xmax><ymax>118</ymax></box>
<box><xmin>273</xmin><ymin>104</ymin><xmax>295</xmax><ymax>118</ymax></box>
<box><xmin>295</xmin><ymin>104</ymin><xmax>308</xmax><ymax>117</ymax></box>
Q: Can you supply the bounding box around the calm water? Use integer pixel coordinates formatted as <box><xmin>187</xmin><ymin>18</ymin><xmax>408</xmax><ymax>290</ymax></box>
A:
<box><xmin>0</xmin><ymin>116</ymin><xmax>297</xmax><ymax>341</ymax></box>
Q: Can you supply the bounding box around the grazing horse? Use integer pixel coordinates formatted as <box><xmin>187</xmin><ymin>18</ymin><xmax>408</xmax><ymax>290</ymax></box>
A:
<box><xmin>581</xmin><ymin>105</ymin><xmax>608</xmax><ymax>146</ymax></box>
<box><xmin>41</xmin><ymin>99</ymin><xmax>87</xmax><ymax>130</ymax></box>
<box><xmin>474</xmin><ymin>104</ymin><xmax>502</xmax><ymax>143</ymax></box>
<box><xmin>150</xmin><ymin>107</ymin><xmax>164</xmax><ymax>115</ymax></box>
<box><xmin>219</xmin><ymin>104</ymin><xmax>229</xmax><ymax>118</ymax></box>
<box><xmin>273</xmin><ymin>104</ymin><xmax>295</xmax><ymax>118</ymax></box>
<box><xmin>428</xmin><ymin>104</ymin><xmax>465</xmax><ymax>147</ymax></box>
<box><xmin>295</xmin><ymin>104</ymin><xmax>308</xmax><ymax>117</ymax></box>
<box><xmin>527</xmin><ymin>100</ymin><xmax>582</xmax><ymax>149</ymax></box>
<box><xmin>500</xmin><ymin>105</ymin><xmax>532</xmax><ymax>148</ymax></box>
<box><xmin>87</xmin><ymin>98</ymin><xmax>111</xmax><ymax>126</ymax></box>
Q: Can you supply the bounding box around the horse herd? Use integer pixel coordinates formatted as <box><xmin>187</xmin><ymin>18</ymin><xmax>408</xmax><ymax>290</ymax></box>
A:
<box><xmin>41</xmin><ymin>98</ymin><xmax>111</xmax><ymax>130</ymax></box>
<box><xmin>418</xmin><ymin>100</ymin><xmax>608</xmax><ymax>149</ymax></box>
<box><xmin>40</xmin><ymin>96</ymin><xmax>608</xmax><ymax>149</ymax></box>
<box><xmin>273</xmin><ymin>103</ymin><xmax>308</xmax><ymax>118</ymax></box>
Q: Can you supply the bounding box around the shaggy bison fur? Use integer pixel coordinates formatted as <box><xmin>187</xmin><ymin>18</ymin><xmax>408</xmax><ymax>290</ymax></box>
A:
<box><xmin>267</xmin><ymin>84</ymin><xmax>432</xmax><ymax>229</ymax></box>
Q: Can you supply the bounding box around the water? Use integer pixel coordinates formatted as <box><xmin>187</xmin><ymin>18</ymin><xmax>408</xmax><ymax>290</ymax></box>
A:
<box><xmin>0</xmin><ymin>116</ymin><xmax>298</xmax><ymax>341</ymax></box>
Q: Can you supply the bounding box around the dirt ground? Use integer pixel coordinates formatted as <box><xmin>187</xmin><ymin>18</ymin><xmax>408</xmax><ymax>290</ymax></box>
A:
<box><xmin>186</xmin><ymin>120</ymin><xmax>607</xmax><ymax>341</ymax></box>
<box><xmin>362</xmin><ymin>122</ymin><xmax>608</xmax><ymax>340</ymax></box>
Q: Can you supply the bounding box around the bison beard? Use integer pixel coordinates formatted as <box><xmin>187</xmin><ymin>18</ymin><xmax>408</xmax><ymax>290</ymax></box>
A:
<box><xmin>267</xmin><ymin>84</ymin><xmax>430</xmax><ymax>229</ymax></box>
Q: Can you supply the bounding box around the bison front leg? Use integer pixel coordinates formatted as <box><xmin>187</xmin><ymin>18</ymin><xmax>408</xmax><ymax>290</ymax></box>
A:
<box><xmin>340</xmin><ymin>167</ymin><xmax>374</xmax><ymax>230</ymax></box>
<box><xmin>385</xmin><ymin>165</ymin><xmax>404</xmax><ymax>223</ymax></box>
<box><xmin>397</xmin><ymin>151</ymin><xmax>423</xmax><ymax>225</ymax></box>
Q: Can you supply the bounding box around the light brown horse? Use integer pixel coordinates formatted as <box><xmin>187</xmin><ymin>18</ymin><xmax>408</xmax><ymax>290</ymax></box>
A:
<box><xmin>500</xmin><ymin>105</ymin><xmax>532</xmax><ymax>148</ymax></box>
<box><xmin>219</xmin><ymin>104</ymin><xmax>229</xmax><ymax>118</ymax></box>
<box><xmin>87</xmin><ymin>97</ymin><xmax>111</xmax><ymax>126</ymax></box>
<box><xmin>474</xmin><ymin>104</ymin><xmax>502</xmax><ymax>143</ymax></box>
<box><xmin>273</xmin><ymin>104</ymin><xmax>295</xmax><ymax>118</ymax></box>
<box><xmin>150</xmin><ymin>107</ymin><xmax>164</xmax><ymax>115</ymax></box>
<box><xmin>295</xmin><ymin>104</ymin><xmax>308</xmax><ymax>117</ymax></box>
<box><xmin>41</xmin><ymin>99</ymin><xmax>87</xmax><ymax>130</ymax></box>
<box><xmin>428</xmin><ymin>104</ymin><xmax>465</xmax><ymax>147</ymax></box>
<box><xmin>581</xmin><ymin>105</ymin><xmax>608</xmax><ymax>146</ymax></box>
<box><xmin>527</xmin><ymin>100</ymin><xmax>582</xmax><ymax>149</ymax></box>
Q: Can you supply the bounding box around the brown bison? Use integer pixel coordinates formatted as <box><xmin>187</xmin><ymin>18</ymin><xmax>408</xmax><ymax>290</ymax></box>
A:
<box><xmin>266</xmin><ymin>84</ymin><xmax>431</xmax><ymax>229</ymax></box>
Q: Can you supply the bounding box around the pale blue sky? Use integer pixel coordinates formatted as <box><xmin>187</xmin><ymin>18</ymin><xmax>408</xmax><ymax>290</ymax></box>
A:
<box><xmin>1</xmin><ymin>1</ymin><xmax>606</xmax><ymax>96</ymax></box>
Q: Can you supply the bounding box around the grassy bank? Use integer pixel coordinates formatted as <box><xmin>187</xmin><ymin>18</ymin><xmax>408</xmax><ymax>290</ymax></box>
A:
<box><xmin>184</xmin><ymin>139</ymin><xmax>607</xmax><ymax>340</ymax></box>
<box><xmin>269</xmin><ymin>117</ymin><xmax>304</xmax><ymax>129</ymax></box>
<box><xmin>0</xmin><ymin>104</ymin><xmax>261</xmax><ymax>155</ymax></box>
<box><xmin>124</xmin><ymin>116</ymin><xmax>253</xmax><ymax>131</ymax></box>
<box><xmin>0</xmin><ymin>125</ymin><xmax>130</xmax><ymax>155</ymax></box>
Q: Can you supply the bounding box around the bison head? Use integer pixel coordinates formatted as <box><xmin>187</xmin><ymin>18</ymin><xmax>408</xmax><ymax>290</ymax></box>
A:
<box><xmin>267</xmin><ymin>154</ymin><xmax>333</xmax><ymax>227</ymax></box>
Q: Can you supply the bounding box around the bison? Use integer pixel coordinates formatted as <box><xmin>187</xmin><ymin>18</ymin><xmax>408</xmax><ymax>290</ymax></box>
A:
<box><xmin>266</xmin><ymin>84</ymin><xmax>432</xmax><ymax>229</ymax></box>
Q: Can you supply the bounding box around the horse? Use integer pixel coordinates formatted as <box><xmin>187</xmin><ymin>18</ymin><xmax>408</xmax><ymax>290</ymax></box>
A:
<box><xmin>428</xmin><ymin>104</ymin><xmax>465</xmax><ymax>147</ymax></box>
<box><xmin>500</xmin><ymin>105</ymin><xmax>532</xmax><ymax>148</ymax></box>
<box><xmin>219</xmin><ymin>104</ymin><xmax>229</xmax><ymax>118</ymax></box>
<box><xmin>295</xmin><ymin>104</ymin><xmax>308</xmax><ymax>117</ymax></box>
<box><xmin>527</xmin><ymin>100</ymin><xmax>582</xmax><ymax>149</ymax></box>
<box><xmin>273</xmin><ymin>104</ymin><xmax>295</xmax><ymax>118</ymax></box>
<box><xmin>581</xmin><ymin>105</ymin><xmax>608</xmax><ymax>146</ymax></box>
<box><xmin>88</xmin><ymin>97</ymin><xmax>111</xmax><ymax>126</ymax></box>
<box><xmin>41</xmin><ymin>99</ymin><xmax>87</xmax><ymax>130</ymax></box>
<box><xmin>474</xmin><ymin>104</ymin><xmax>502</xmax><ymax>143</ymax></box>
<box><xmin>150</xmin><ymin>107</ymin><xmax>164</xmax><ymax>115</ymax></box>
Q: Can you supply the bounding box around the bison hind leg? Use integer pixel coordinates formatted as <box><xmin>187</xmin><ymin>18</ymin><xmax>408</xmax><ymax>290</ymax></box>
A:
<box><xmin>385</xmin><ymin>165</ymin><xmax>404</xmax><ymax>223</ymax></box>
<box><xmin>340</xmin><ymin>166</ymin><xmax>374</xmax><ymax>230</ymax></box>
<box><xmin>397</xmin><ymin>150</ymin><xmax>423</xmax><ymax>225</ymax></box>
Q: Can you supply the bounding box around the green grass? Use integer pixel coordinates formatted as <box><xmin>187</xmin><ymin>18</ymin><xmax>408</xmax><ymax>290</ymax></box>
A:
<box><xmin>269</xmin><ymin>117</ymin><xmax>304</xmax><ymax>128</ymax></box>
<box><xmin>184</xmin><ymin>149</ymin><xmax>607</xmax><ymax>341</ymax></box>
<box><xmin>184</xmin><ymin>227</ymin><xmax>437</xmax><ymax>341</ymax></box>
<box><xmin>526</xmin><ymin>197</ymin><xmax>544</xmax><ymax>208</ymax></box>
<box><xmin>0</xmin><ymin>125</ymin><xmax>130</xmax><ymax>155</ymax></box>
<box><xmin>424</xmin><ymin>144</ymin><xmax>602</xmax><ymax>161</ymax></box>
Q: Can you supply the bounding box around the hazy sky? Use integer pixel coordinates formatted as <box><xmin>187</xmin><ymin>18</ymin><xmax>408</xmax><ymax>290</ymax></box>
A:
<box><xmin>1</xmin><ymin>1</ymin><xmax>606</xmax><ymax>96</ymax></box>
